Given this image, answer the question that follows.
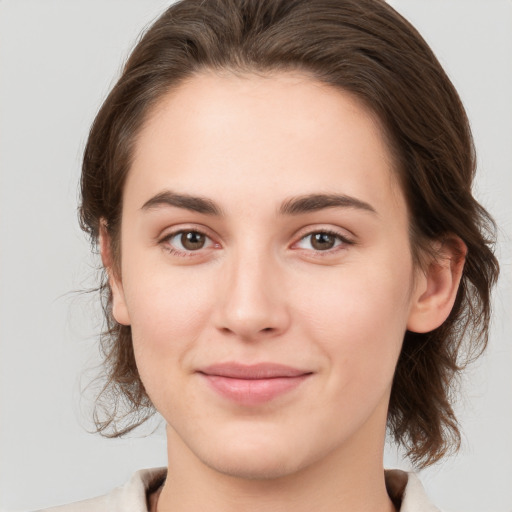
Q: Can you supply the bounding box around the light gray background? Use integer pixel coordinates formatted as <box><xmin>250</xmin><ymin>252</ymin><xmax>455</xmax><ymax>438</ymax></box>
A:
<box><xmin>0</xmin><ymin>1</ymin><xmax>511</xmax><ymax>511</ymax></box>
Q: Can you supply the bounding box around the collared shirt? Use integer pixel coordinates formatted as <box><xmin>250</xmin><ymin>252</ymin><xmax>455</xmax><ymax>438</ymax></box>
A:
<box><xmin>39</xmin><ymin>467</ymin><xmax>440</xmax><ymax>512</ymax></box>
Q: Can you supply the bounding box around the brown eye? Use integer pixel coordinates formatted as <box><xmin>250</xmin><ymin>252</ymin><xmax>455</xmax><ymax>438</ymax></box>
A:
<box><xmin>294</xmin><ymin>230</ymin><xmax>351</xmax><ymax>253</ymax></box>
<box><xmin>310</xmin><ymin>232</ymin><xmax>337</xmax><ymax>250</ymax></box>
<box><xmin>180</xmin><ymin>231</ymin><xmax>206</xmax><ymax>250</ymax></box>
<box><xmin>163</xmin><ymin>230</ymin><xmax>214</xmax><ymax>254</ymax></box>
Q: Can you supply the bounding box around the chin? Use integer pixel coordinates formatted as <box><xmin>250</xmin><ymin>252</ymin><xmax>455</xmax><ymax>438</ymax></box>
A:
<box><xmin>190</xmin><ymin>428</ymin><xmax>324</xmax><ymax>481</ymax></box>
<box><xmin>201</xmin><ymin>450</ymin><xmax>302</xmax><ymax>481</ymax></box>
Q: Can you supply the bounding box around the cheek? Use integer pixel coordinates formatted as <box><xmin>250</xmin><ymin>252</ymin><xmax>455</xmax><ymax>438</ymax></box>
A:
<box><xmin>294</xmin><ymin>258</ymin><xmax>412</xmax><ymax>388</ymax></box>
<box><xmin>122</xmin><ymin>261</ymin><xmax>216</xmax><ymax>366</ymax></box>
<box><xmin>123</xmin><ymin>264</ymin><xmax>219</xmax><ymax>417</ymax></box>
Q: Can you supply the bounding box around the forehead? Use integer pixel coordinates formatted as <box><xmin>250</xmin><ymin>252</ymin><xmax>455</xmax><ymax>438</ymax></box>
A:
<box><xmin>127</xmin><ymin>70</ymin><xmax>406</xmax><ymax>221</ymax></box>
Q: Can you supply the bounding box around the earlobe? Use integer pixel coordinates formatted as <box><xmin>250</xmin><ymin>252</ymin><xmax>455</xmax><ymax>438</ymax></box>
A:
<box><xmin>407</xmin><ymin>237</ymin><xmax>467</xmax><ymax>333</ymax></box>
<box><xmin>99</xmin><ymin>222</ymin><xmax>131</xmax><ymax>326</ymax></box>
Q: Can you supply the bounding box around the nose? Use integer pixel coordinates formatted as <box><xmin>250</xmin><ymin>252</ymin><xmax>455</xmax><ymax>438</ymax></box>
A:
<box><xmin>213</xmin><ymin>249</ymin><xmax>291</xmax><ymax>341</ymax></box>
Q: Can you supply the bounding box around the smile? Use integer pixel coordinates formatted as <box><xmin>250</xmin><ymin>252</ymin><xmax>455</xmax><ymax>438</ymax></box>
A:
<box><xmin>197</xmin><ymin>362</ymin><xmax>313</xmax><ymax>405</ymax></box>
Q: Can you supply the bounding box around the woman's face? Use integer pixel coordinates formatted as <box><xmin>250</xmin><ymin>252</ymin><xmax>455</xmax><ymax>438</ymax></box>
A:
<box><xmin>110</xmin><ymin>71</ymin><xmax>425</xmax><ymax>478</ymax></box>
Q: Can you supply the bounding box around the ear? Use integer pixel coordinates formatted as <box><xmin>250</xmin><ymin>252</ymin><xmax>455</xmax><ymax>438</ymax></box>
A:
<box><xmin>99</xmin><ymin>222</ymin><xmax>131</xmax><ymax>326</ymax></box>
<box><xmin>407</xmin><ymin>236</ymin><xmax>466</xmax><ymax>333</ymax></box>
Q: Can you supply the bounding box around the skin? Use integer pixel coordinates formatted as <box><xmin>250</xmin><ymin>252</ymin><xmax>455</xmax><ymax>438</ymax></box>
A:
<box><xmin>102</xmin><ymin>71</ymin><xmax>464</xmax><ymax>512</ymax></box>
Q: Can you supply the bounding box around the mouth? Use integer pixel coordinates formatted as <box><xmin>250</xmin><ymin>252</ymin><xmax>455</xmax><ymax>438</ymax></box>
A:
<box><xmin>197</xmin><ymin>362</ymin><xmax>313</xmax><ymax>405</ymax></box>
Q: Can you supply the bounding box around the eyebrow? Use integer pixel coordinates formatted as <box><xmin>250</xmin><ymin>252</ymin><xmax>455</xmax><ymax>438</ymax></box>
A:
<box><xmin>141</xmin><ymin>190</ymin><xmax>376</xmax><ymax>217</ymax></box>
<box><xmin>279</xmin><ymin>193</ymin><xmax>377</xmax><ymax>216</ymax></box>
<box><xmin>141</xmin><ymin>191</ymin><xmax>224</xmax><ymax>216</ymax></box>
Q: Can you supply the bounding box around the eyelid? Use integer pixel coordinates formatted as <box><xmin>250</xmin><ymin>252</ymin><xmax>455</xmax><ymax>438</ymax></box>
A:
<box><xmin>157</xmin><ymin>223</ymin><xmax>355</xmax><ymax>258</ymax></box>
<box><xmin>293</xmin><ymin>223</ymin><xmax>356</xmax><ymax>240</ymax></box>
<box><xmin>290</xmin><ymin>226</ymin><xmax>355</xmax><ymax>253</ymax></box>
<box><xmin>157</xmin><ymin>222</ymin><xmax>217</xmax><ymax>241</ymax></box>
<box><xmin>158</xmin><ymin>225</ymin><xmax>220</xmax><ymax>257</ymax></box>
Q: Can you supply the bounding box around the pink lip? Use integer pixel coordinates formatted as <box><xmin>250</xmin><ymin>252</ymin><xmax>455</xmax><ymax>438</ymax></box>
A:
<box><xmin>197</xmin><ymin>362</ymin><xmax>312</xmax><ymax>405</ymax></box>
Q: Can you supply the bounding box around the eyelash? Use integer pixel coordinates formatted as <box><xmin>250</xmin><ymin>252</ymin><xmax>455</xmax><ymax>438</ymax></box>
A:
<box><xmin>159</xmin><ymin>228</ymin><xmax>354</xmax><ymax>258</ymax></box>
<box><xmin>294</xmin><ymin>229</ymin><xmax>355</xmax><ymax>257</ymax></box>
<box><xmin>160</xmin><ymin>228</ymin><xmax>216</xmax><ymax>258</ymax></box>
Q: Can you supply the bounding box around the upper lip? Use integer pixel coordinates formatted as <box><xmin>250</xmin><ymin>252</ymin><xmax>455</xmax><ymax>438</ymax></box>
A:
<box><xmin>198</xmin><ymin>362</ymin><xmax>311</xmax><ymax>379</ymax></box>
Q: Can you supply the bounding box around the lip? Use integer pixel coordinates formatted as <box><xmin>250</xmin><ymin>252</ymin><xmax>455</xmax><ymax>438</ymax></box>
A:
<box><xmin>197</xmin><ymin>362</ymin><xmax>312</xmax><ymax>405</ymax></box>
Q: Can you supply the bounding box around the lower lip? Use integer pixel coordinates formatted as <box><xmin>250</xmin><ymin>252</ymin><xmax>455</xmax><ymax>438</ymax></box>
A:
<box><xmin>200</xmin><ymin>374</ymin><xmax>311</xmax><ymax>405</ymax></box>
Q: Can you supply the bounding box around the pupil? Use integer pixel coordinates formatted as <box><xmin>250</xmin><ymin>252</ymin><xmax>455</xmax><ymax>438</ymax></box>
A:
<box><xmin>181</xmin><ymin>231</ymin><xmax>205</xmax><ymax>250</ymax></box>
<box><xmin>312</xmin><ymin>233</ymin><xmax>335</xmax><ymax>250</ymax></box>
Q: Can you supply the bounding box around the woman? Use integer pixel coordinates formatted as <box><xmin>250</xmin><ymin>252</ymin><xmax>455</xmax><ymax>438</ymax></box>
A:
<box><xmin>41</xmin><ymin>0</ymin><xmax>499</xmax><ymax>510</ymax></box>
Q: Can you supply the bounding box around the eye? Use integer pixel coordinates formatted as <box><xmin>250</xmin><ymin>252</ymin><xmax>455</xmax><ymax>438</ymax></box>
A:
<box><xmin>162</xmin><ymin>229</ymin><xmax>216</xmax><ymax>254</ymax></box>
<box><xmin>294</xmin><ymin>230</ymin><xmax>352</xmax><ymax>252</ymax></box>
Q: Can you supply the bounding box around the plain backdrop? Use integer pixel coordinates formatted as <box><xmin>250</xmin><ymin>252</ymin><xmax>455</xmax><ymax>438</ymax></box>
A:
<box><xmin>0</xmin><ymin>1</ymin><xmax>511</xmax><ymax>511</ymax></box>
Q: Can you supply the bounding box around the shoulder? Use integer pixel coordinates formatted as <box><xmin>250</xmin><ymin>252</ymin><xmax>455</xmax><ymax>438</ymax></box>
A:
<box><xmin>37</xmin><ymin>467</ymin><xmax>440</xmax><ymax>512</ymax></box>
<box><xmin>36</xmin><ymin>467</ymin><xmax>167</xmax><ymax>512</ymax></box>
<box><xmin>385</xmin><ymin>469</ymin><xmax>442</xmax><ymax>512</ymax></box>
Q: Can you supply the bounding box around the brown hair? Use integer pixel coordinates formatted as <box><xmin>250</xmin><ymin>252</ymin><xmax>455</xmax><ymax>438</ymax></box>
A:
<box><xmin>80</xmin><ymin>0</ymin><xmax>499</xmax><ymax>468</ymax></box>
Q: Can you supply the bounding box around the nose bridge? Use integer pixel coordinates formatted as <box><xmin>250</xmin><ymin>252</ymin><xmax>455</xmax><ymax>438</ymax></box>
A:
<box><xmin>216</xmin><ymin>239</ymin><xmax>289</xmax><ymax>339</ymax></box>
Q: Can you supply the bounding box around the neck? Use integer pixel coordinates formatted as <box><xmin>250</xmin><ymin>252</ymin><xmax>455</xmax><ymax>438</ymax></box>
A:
<box><xmin>157</xmin><ymin>416</ymin><xmax>396</xmax><ymax>512</ymax></box>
